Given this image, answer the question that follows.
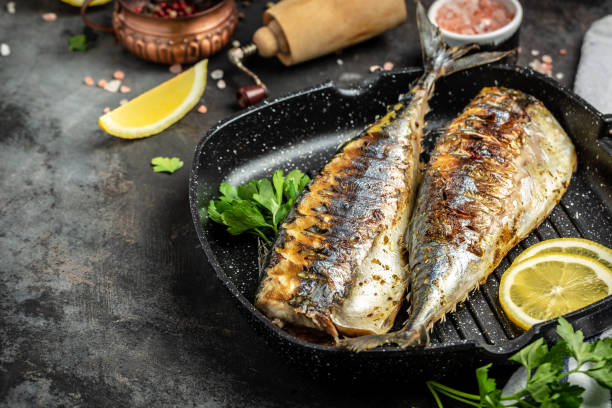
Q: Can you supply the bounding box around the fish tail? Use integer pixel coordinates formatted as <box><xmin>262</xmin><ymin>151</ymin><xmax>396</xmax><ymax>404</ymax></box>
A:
<box><xmin>340</xmin><ymin>323</ymin><xmax>429</xmax><ymax>352</ymax></box>
<box><xmin>416</xmin><ymin>0</ymin><xmax>511</xmax><ymax>83</ymax></box>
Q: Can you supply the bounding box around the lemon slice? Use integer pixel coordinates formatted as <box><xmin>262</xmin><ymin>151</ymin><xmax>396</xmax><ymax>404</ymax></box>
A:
<box><xmin>61</xmin><ymin>0</ymin><xmax>111</xmax><ymax>6</ymax></box>
<box><xmin>99</xmin><ymin>59</ymin><xmax>207</xmax><ymax>139</ymax></box>
<box><xmin>514</xmin><ymin>238</ymin><xmax>612</xmax><ymax>270</ymax></box>
<box><xmin>499</xmin><ymin>252</ymin><xmax>612</xmax><ymax>330</ymax></box>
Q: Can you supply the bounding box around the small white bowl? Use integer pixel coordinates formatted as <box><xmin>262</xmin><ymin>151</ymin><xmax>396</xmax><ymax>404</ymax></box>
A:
<box><xmin>428</xmin><ymin>0</ymin><xmax>523</xmax><ymax>47</ymax></box>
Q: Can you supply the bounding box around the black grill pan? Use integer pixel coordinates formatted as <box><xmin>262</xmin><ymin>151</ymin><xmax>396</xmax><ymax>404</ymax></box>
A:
<box><xmin>189</xmin><ymin>65</ymin><xmax>612</xmax><ymax>381</ymax></box>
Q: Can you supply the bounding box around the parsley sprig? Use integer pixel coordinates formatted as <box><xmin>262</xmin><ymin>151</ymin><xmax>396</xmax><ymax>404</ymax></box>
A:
<box><xmin>207</xmin><ymin>169</ymin><xmax>310</xmax><ymax>244</ymax></box>
<box><xmin>427</xmin><ymin>317</ymin><xmax>612</xmax><ymax>408</ymax></box>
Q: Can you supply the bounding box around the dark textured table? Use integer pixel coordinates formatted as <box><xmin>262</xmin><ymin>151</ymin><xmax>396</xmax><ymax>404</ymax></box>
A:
<box><xmin>2</xmin><ymin>1</ymin><xmax>611</xmax><ymax>406</ymax></box>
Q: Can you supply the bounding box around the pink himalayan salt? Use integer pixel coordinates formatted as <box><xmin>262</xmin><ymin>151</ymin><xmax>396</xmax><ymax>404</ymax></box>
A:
<box><xmin>436</xmin><ymin>0</ymin><xmax>514</xmax><ymax>35</ymax></box>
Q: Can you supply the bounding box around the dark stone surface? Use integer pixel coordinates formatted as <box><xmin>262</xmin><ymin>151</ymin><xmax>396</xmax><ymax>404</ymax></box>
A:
<box><xmin>1</xmin><ymin>0</ymin><xmax>611</xmax><ymax>407</ymax></box>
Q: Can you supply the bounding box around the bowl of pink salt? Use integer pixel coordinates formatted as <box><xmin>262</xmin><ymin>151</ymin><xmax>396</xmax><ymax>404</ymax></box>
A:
<box><xmin>428</xmin><ymin>0</ymin><xmax>522</xmax><ymax>47</ymax></box>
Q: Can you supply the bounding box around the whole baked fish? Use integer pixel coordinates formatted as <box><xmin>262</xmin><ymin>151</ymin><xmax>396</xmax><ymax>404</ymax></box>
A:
<box><xmin>343</xmin><ymin>86</ymin><xmax>577</xmax><ymax>350</ymax></box>
<box><xmin>255</xmin><ymin>2</ymin><xmax>510</xmax><ymax>339</ymax></box>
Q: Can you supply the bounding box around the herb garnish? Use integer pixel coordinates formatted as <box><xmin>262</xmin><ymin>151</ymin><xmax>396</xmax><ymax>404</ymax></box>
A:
<box><xmin>207</xmin><ymin>169</ymin><xmax>310</xmax><ymax>243</ymax></box>
<box><xmin>68</xmin><ymin>34</ymin><xmax>88</xmax><ymax>51</ymax></box>
<box><xmin>427</xmin><ymin>317</ymin><xmax>612</xmax><ymax>408</ymax></box>
<box><xmin>151</xmin><ymin>156</ymin><xmax>184</xmax><ymax>173</ymax></box>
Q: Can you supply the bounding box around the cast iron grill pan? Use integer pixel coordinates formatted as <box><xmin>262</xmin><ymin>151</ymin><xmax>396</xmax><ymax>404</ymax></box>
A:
<box><xmin>189</xmin><ymin>65</ymin><xmax>612</xmax><ymax>381</ymax></box>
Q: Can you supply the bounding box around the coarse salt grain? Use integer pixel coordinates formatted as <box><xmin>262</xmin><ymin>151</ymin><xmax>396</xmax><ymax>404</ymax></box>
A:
<box><xmin>42</xmin><ymin>12</ymin><xmax>57</xmax><ymax>22</ymax></box>
<box><xmin>120</xmin><ymin>85</ymin><xmax>131</xmax><ymax>94</ymax></box>
<box><xmin>1</xmin><ymin>43</ymin><xmax>10</xmax><ymax>57</ymax></box>
<box><xmin>197</xmin><ymin>104</ymin><xmax>208</xmax><ymax>114</ymax></box>
<box><xmin>383</xmin><ymin>61</ymin><xmax>394</xmax><ymax>71</ymax></box>
<box><xmin>531</xmin><ymin>49</ymin><xmax>539</xmax><ymax>56</ymax></box>
<box><xmin>217</xmin><ymin>79</ymin><xmax>226</xmax><ymax>89</ymax></box>
<box><xmin>6</xmin><ymin>2</ymin><xmax>15</xmax><ymax>14</ymax></box>
<box><xmin>97</xmin><ymin>79</ymin><xmax>107</xmax><ymax>88</ymax></box>
<box><xmin>210</xmin><ymin>69</ymin><xmax>224</xmax><ymax>80</ymax></box>
<box><xmin>169</xmin><ymin>64</ymin><xmax>182</xmax><ymax>74</ymax></box>
<box><xmin>337</xmin><ymin>58</ymin><xmax>344</xmax><ymax>65</ymax></box>
<box><xmin>119</xmin><ymin>99</ymin><xmax>128</xmax><ymax>106</ymax></box>
<box><xmin>232</xmin><ymin>40</ymin><xmax>240</xmax><ymax>48</ymax></box>
<box><xmin>84</xmin><ymin>76</ymin><xmax>94</xmax><ymax>86</ymax></box>
<box><xmin>104</xmin><ymin>79</ymin><xmax>121</xmax><ymax>93</ymax></box>
<box><xmin>113</xmin><ymin>70</ymin><xmax>125</xmax><ymax>80</ymax></box>
<box><xmin>103</xmin><ymin>107</ymin><xmax>111</xmax><ymax>114</ymax></box>
<box><xmin>555</xmin><ymin>72</ymin><xmax>564</xmax><ymax>80</ymax></box>
<box><xmin>542</xmin><ymin>55</ymin><xmax>552</xmax><ymax>64</ymax></box>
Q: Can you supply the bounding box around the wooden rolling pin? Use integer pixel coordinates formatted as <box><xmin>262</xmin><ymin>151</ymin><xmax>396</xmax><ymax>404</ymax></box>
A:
<box><xmin>254</xmin><ymin>0</ymin><xmax>407</xmax><ymax>65</ymax></box>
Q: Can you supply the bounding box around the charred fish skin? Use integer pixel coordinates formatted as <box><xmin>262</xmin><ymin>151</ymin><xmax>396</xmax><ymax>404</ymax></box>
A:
<box><xmin>255</xmin><ymin>1</ymin><xmax>512</xmax><ymax>339</ymax></box>
<box><xmin>344</xmin><ymin>87</ymin><xmax>577</xmax><ymax>350</ymax></box>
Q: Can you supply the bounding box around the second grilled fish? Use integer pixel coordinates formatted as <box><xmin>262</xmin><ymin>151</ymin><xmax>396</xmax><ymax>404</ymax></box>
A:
<box><xmin>344</xmin><ymin>86</ymin><xmax>577</xmax><ymax>350</ymax></box>
<box><xmin>255</xmin><ymin>3</ymin><xmax>510</xmax><ymax>339</ymax></box>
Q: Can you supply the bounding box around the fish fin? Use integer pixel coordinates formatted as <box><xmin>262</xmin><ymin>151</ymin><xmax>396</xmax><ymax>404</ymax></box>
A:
<box><xmin>340</xmin><ymin>326</ymin><xmax>429</xmax><ymax>352</ymax></box>
<box><xmin>416</xmin><ymin>0</ymin><xmax>512</xmax><ymax>78</ymax></box>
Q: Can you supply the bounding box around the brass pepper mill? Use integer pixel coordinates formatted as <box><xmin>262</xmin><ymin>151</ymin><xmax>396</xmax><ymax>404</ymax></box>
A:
<box><xmin>229</xmin><ymin>0</ymin><xmax>408</xmax><ymax>107</ymax></box>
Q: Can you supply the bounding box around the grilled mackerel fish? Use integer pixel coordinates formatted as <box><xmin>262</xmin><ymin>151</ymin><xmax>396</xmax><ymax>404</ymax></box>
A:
<box><xmin>255</xmin><ymin>2</ymin><xmax>510</xmax><ymax>339</ymax></box>
<box><xmin>343</xmin><ymin>87</ymin><xmax>577</xmax><ymax>350</ymax></box>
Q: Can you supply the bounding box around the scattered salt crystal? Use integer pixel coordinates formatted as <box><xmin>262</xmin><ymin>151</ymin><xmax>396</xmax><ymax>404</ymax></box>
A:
<box><xmin>232</xmin><ymin>40</ymin><xmax>240</xmax><ymax>48</ymax></box>
<box><xmin>169</xmin><ymin>63</ymin><xmax>182</xmax><ymax>74</ymax></box>
<box><xmin>197</xmin><ymin>104</ymin><xmax>208</xmax><ymax>114</ymax></box>
<box><xmin>84</xmin><ymin>76</ymin><xmax>94</xmax><ymax>86</ymax></box>
<box><xmin>103</xmin><ymin>107</ymin><xmax>111</xmax><ymax>114</ymax></box>
<box><xmin>555</xmin><ymin>72</ymin><xmax>564</xmax><ymax>80</ymax></box>
<box><xmin>113</xmin><ymin>70</ymin><xmax>125</xmax><ymax>80</ymax></box>
<box><xmin>559</xmin><ymin>48</ymin><xmax>567</xmax><ymax>55</ymax></box>
<box><xmin>336</xmin><ymin>58</ymin><xmax>344</xmax><ymax>66</ymax></box>
<box><xmin>1</xmin><ymin>43</ymin><xmax>10</xmax><ymax>57</ymax></box>
<box><xmin>383</xmin><ymin>61</ymin><xmax>394</xmax><ymax>70</ymax></box>
<box><xmin>542</xmin><ymin>55</ymin><xmax>552</xmax><ymax>64</ymax></box>
<box><xmin>6</xmin><ymin>2</ymin><xmax>15</xmax><ymax>14</ymax></box>
<box><xmin>531</xmin><ymin>49</ymin><xmax>539</xmax><ymax>56</ymax></box>
<box><xmin>517</xmin><ymin>46</ymin><xmax>522</xmax><ymax>54</ymax></box>
<box><xmin>119</xmin><ymin>99</ymin><xmax>128</xmax><ymax>106</ymax></box>
<box><xmin>97</xmin><ymin>79</ymin><xmax>107</xmax><ymax>88</ymax></box>
<box><xmin>119</xmin><ymin>85</ymin><xmax>131</xmax><ymax>93</ymax></box>
<box><xmin>42</xmin><ymin>12</ymin><xmax>57</xmax><ymax>22</ymax></box>
<box><xmin>216</xmin><ymin>79</ymin><xmax>226</xmax><ymax>89</ymax></box>
<box><xmin>210</xmin><ymin>69</ymin><xmax>224</xmax><ymax>80</ymax></box>
<box><xmin>369</xmin><ymin>65</ymin><xmax>382</xmax><ymax>72</ymax></box>
<box><xmin>104</xmin><ymin>79</ymin><xmax>121</xmax><ymax>93</ymax></box>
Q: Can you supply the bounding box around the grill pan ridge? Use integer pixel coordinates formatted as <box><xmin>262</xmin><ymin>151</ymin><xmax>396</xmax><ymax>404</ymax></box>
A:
<box><xmin>189</xmin><ymin>65</ymin><xmax>612</xmax><ymax>381</ymax></box>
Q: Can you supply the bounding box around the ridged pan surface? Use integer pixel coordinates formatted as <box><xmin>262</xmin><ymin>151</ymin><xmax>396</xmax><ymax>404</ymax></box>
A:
<box><xmin>189</xmin><ymin>65</ymin><xmax>612</xmax><ymax>381</ymax></box>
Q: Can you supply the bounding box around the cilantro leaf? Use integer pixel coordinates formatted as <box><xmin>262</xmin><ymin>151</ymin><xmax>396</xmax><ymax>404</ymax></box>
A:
<box><xmin>68</xmin><ymin>34</ymin><xmax>88</xmax><ymax>51</ymax></box>
<box><xmin>151</xmin><ymin>156</ymin><xmax>184</xmax><ymax>173</ymax></box>
<box><xmin>509</xmin><ymin>337</ymin><xmax>548</xmax><ymax>372</ymax></box>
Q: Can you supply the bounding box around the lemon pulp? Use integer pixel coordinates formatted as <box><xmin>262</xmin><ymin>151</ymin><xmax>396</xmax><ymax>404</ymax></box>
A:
<box><xmin>99</xmin><ymin>59</ymin><xmax>207</xmax><ymax>139</ymax></box>
<box><xmin>499</xmin><ymin>252</ymin><xmax>612</xmax><ymax>330</ymax></box>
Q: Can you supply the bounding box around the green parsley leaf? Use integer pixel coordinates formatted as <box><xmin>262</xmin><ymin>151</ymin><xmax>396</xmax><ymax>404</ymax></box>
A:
<box><xmin>509</xmin><ymin>337</ymin><xmax>548</xmax><ymax>372</ymax></box>
<box><xmin>552</xmin><ymin>383</ymin><xmax>583</xmax><ymax>408</ymax></box>
<box><xmin>151</xmin><ymin>157</ymin><xmax>184</xmax><ymax>174</ymax></box>
<box><xmin>206</xmin><ymin>169</ymin><xmax>310</xmax><ymax>243</ymax></box>
<box><xmin>68</xmin><ymin>34</ymin><xmax>88</xmax><ymax>51</ymax></box>
<box><xmin>527</xmin><ymin>363</ymin><xmax>560</xmax><ymax>402</ymax></box>
<box><xmin>476</xmin><ymin>364</ymin><xmax>503</xmax><ymax>408</ymax></box>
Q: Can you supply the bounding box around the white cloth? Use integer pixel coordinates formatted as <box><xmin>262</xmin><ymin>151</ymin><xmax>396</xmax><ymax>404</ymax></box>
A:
<box><xmin>502</xmin><ymin>328</ymin><xmax>612</xmax><ymax>408</ymax></box>
<box><xmin>574</xmin><ymin>15</ymin><xmax>612</xmax><ymax>114</ymax></box>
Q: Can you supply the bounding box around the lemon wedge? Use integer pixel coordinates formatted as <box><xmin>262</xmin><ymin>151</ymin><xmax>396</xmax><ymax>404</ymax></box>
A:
<box><xmin>513</xmin><ymin>237</ymin><xmax>612</xmax><ymax>270</ymax></box>
<box><xmin>61</xmin><ymin>0</ymin><xmax>111</xmax><ymax>6</ymax></box>
<box><xmin>499</xmin><ymin>252</ymin><xmax>612</xmax><ymax>330</ymax></box>
<box><xmin>99</xmin><ymin>59</ymin><xmax>207</xmax><ymax>139</ymax></box>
